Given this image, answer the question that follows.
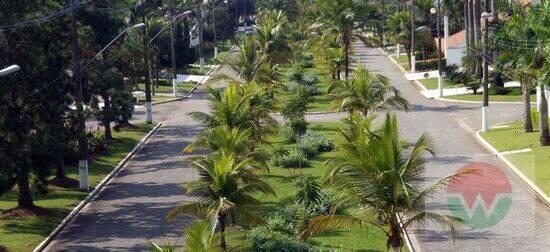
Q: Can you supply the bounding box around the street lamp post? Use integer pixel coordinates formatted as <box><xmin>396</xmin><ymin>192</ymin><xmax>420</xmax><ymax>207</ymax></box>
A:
<box><xmin>152</xmin><ymin>10</ymin><xmax>192</xmax><ymax>97</ymax></box>
<box><xmin>198</xmin><ymin>1</ymin><xmax>206</xmax><ymax>73</ymax></box>
<box><xmin>410</xmin><ymin>0</ymin><xmax>416</xmax><ymax>73</ymax></box>
<box><xmin>431</xmin><ymin>2</ymin><xmax>444</xmax><ymax>98</ymax></box>
<box><xmin>0</xmin><ymin>65</ymin><xmax>20</xmax><ymax>76</ymax></box>
<box><xmin>209</xmin><ymin>0</ymin><xmax>229</xmax><ymax>59</ymax></box>
<box><xmin>481</xmin><ymin>11</ymin><xmax>490</xmax><ymax>132</ymax></box>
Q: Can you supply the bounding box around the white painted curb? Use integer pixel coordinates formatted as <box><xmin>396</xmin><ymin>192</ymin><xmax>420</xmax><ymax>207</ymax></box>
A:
<box><xmin>475</xmin><ymin>129</ymin><xmax>550</xmax><ymax>207</ymax></box>
<box><xmin>34</xmin><ymin>122</ymin><xmax>164</xmax><ymax>252</ymax></box>
<box><xmin>397</xmin><ymin>214</ymin><xmax>420</xmax><ymax>252</ymax></box>
<box><xmin>435</xmin><ymin>96</ymin><xmax>534</xmax><ymax>105</ymax></box>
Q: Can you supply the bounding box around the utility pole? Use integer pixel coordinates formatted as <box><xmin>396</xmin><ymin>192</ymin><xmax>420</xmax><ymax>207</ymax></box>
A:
<box><xmin>142</xmin><ymin>16</ymin><xmax>153</xmax><ymax>124</ymax></box>
<box><xmin>410</xmin><ymin>0</ymin><xmax>416</xmax><ymax>73</ymax></box>
<box><xmin>481</xmin><ymin>10</ymin><xmax>490</xmax><ymax>132</ymax></box>
<box><xmin>436</xmin><ymin>0</ymin><xmax>443</xmax><ymax>97</ymax></box>
<box><xmin>198</xmin><ymin>1</ymin><xmax>205</xmax><ymax>72</ymax></box>
<box><xmin>169</xmin><ymin>0</ymin><xmax>178</xmax><ymax>97</ymax></box>
<box><xmin>71</xmin><ymin>0</ymin><xmax>89</xmax><ymax>191</ymax></box>
<box><xmin>213</xmin><ymin>3</ymin><xmax>218</xmax><ymax>59</ymax></box>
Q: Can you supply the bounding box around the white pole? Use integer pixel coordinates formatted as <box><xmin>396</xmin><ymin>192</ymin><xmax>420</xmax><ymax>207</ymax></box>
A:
<box><xmin>172</xmin><ymin>78</ymin><xmax>178</xmax><ymax>97</ymax></box>
<box><xmin>146</xmin><ymin>102</ymin><xmax>153</xmax><ymax>124</ymax></box>
<box><xmin>214</xmin><ymin>46</ymin><xmax>219</xmax><ymax>59</ymax></box>
<box><xmin>411</xmin><ymin>55</ymin><xmax>416</xmax><ymax>73</ymax></box>
<box><xmin>438</xmin><ymin>75</ymin><xmax>444</xmax><ymax>97</ymax></box>
<box><xmin>482</xmin><ymin>106</ymin><xmax>489</xmax><ymax>132</ymax></box>
<box><xmin>396</xmin><ymin>43</ymin><xmax>401</xmax><ymax>57</ymax></box>
<box><xmin>78</xmin><ymin>160</ymin><xmax>89</xmax><ymax>191</ymax></box>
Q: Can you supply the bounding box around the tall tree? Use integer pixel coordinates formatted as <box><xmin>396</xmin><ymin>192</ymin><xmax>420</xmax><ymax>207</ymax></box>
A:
<box><xmin>0</xmin><ymin>0</ymin><xmax>72</xmax><ymax>212</ymax></box>
<box><xmin>302</xmin><ymin>114</ymin><xmax>471</xmax><ymax>250</ymax></box>
<box><xmin>328</xmin><ymin>66</ymin><xmax>409</xmax><ymax>117</ymax></box>
<box><xmin>314</xmin><ymin>0</ymin><xmax>359</xmax><ymax>79</ymax></box>
<box><xmin>167</xmin><ymin>154</ymin><xmax>274</xmax><ymax>251</ymax></box>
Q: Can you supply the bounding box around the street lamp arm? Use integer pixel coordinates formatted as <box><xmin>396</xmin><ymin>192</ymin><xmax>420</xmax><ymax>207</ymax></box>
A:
<box><xmin>149</xmin><ymin>11</ymin><xmax>192</xmax><ymax>44</ymax></box>
<box><xmin>0</xmin><ymin>65</ymin><xmax>20</xmax><ymax>76</ymax></box>
<box><xmin>82</xmin><ymin>23</ymin><xmax>145</xmax><ymax>69</ymax></box>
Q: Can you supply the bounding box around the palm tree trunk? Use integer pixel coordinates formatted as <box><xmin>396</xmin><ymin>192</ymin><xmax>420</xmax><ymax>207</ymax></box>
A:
<box><xmin>539</xmin><ymin>85</ymin><xmax>550</xmax><ymax>146</ymax></box>
<box><xmin>343</xmin><ymin>34</ymin><xmax>350</xmax><ymax>80</ymax></box>
<box><xmin>219</xmin><ymin>213</ymin><xmax>227</xmax><ymax>251</ymax></box>
<box><xmin>524</xmin><ymin>84</ymin><xmax>533</xmax><ymax>132</ymax></box>
<box><xmin>464</xmin><ymin>0</ymin><xmax>470</xmax><ymax>48</ymax></box>
<box><xmin>473</xmin><ymin>0</ymin><xmax>480</xmax><ymax>46</ymax></box>
<box><xmin>388</xmin><ymin>222</ymin><xmax>403</xmax><ymax>250</ymax></box>
<box><xmin>468</xmin><ymin>0</ymin><xmax>475</xmax><ymax>47</ymax></box>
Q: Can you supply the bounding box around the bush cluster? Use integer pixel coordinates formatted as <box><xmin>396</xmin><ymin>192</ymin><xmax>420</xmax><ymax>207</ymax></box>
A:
<box><xmin>298</xmin><ymin>131</ymin><xmax>335</xmax><ymax>157</ymax></box>
<box><xmin>271</xmin><ymin>148</ymin><xmax>310</xmax><ymax>168</ymax></box>
<box><xmin>416</xmin><ymin>59</ymin><xmax>446</xmax><ymax>71</ymax></box>
<box><xmin>247</xmin><ymin>191</ymin><xmax>337</xmax><ymax>251</ymax></box>
<box><xmin>272</xmin><ymin>130</ymin><xmax>334</xmax><ymax>168</ymax></box>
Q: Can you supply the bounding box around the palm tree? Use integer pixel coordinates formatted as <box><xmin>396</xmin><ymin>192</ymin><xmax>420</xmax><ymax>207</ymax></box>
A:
<box><xmin>322</xmin><ymin>47</ymin><xmax>346</xmax><ymax>80</ymax></box>
<box><xmin>385</xmin><ymin>11</ymin><xmax>412</xmax><ymax>67</ymax></box>
<box><xmin>254</xmin><ymin>10</ymin><xmax>292</xmax><ymax>65</ymax></box>
<box><xmin>314</xmin><ymin>0</ymin><xmax>359</xmax><ymax>79</ymax></box>
<box><xmin>328</xmin><ymin>66</ymin><xmax>409</xmax><ymax>116</ymax></box>
<box><xmin>496</xmin><ymin>2</ymin><xmax>550</xmax><ymax>143</ymax></box>
<box><xmin>302</xmin><ymin>114</ymin><xmax>472</xmax><ymax>250</ymax></box>
<box><xmin>167</xmin><ymin>154</ymin><xmax>275</xmax><ymax>251</ymax></box>
<box><xmin>184</xmin><ymin>126</ymin><xmax>271</xmax><ymax>171</ymax></box>
<box><xmin>225</xmin><ymin>36</ymin><xmax>265</xmax><ymax>82</ymax></box>
<box><xmin>149</xmin><ymin>220</ymin><xmax>221</xmax><ymax>252</ymax></box>
<box><xmin>189</xmin><ymin>83</ymin><xmax>277</xmax><ymax>145</ymax></box>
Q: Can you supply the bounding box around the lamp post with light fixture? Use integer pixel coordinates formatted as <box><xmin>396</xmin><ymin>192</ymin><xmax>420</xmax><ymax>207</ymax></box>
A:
<box><xmin>481</xmin><ymin>11</ymin><xmax>490</xmax><ymax>132</ymax></box>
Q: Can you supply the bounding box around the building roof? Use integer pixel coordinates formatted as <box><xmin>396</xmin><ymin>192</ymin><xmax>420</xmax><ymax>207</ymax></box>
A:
<box><xmin>447</xmin><ymin>30</ymin><xmax>466</xmax><ymax>49</ymax></box>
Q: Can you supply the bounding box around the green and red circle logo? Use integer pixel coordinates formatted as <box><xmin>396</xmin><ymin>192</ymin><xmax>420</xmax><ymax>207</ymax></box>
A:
<box><xmin>446</xmin><ymin>163</ymin><xmax>512</xmax><ymax>228</ymax></box>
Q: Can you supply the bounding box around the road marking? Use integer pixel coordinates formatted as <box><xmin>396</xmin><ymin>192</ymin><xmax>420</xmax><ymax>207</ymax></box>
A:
<box><xmin>499</xmin><ymin>148</ymin><xmax>532</xmax><ymax>156</ymax></box>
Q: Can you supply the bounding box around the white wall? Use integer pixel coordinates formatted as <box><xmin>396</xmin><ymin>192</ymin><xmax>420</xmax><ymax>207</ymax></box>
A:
<box><xmin>446</xmin><ymin>47</ymin><xmax>466</xmax><ymax>67</ymax></box>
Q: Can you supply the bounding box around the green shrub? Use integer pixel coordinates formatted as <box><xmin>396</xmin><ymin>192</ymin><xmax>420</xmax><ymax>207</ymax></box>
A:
<box><xmin>247</xmin><ymin>227</ymin><xmax>311</xmax><ymax>252</ymax></box>
<box><xmin>271</xmin><ymin>148</ymin><xmax>310</xmax><ymax>168</ymax></box>
<box><xmin>301</xmin><ymin>131</ymin><xmax>335</xmax><ymax>152</ymax></box>
<box><xmin>416</xmin><ymin>59</ymin><xmax>446</xmax><ymax>71</ymax></box>
<box><xmin>489</xmin><ymin>86</ymin><xmax>511</xmax><ymax>95</ymax></box>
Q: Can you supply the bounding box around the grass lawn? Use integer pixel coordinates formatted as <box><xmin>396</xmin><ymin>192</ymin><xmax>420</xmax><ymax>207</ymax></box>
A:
<box><xmin>226</xmin><ymin>122</ymin><xmax>388</xmax><ymax>251</ymax></box>
<box><xmin>446</xmin><ymin>93</ymin><xmax>535</xmax><ymax>102</ymax></box>
<box><xmin>275</xmin><ymin>66</ymin><xmax>335</xmax><ymax>113</ymax></box>
<box><xmin>480</xmin><ymin>121</ymin><xmax>550</xmax><ymax>195</ymax></box>
<box><xmin>391</xmin><ymin>55</ymin><xmax>409</xmax><ymax>64</ymax></box>
<box><xmin>137</xmin><ymin>82</ymin><xmax>195</xmax><ymax>95</ymax></box>
<box><xmin>417</xmin><ymin>77</ymin><xmax>463</xmax><ymax>90</ymax></box>
<box><xmin>151</xmin><ymin>96</ymin><xmax>180</xmax><ymax>103</ymax></box>
<box><xmin>0</xmin><ymin>124</ymin><xmax>155</xmax><ymax>252</ymax></box>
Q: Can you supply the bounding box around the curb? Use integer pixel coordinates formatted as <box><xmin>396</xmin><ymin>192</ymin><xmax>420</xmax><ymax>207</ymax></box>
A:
<box><xmin>152</xmin><ymin>97</ymin><xmax>185</xmax><ymax>105</ymax></box>
<box><xmin>435</xmin><ymin>96</ymin><xmax>532</xmax><ymax>105</ymax></box>
<box><xmin>397</xmin><ymin>214</ymin><xmax>420</xmax><ymax>252</ymax></box>
<box><xmin>475</xmin><ymin>129</ymin><xmax>550</xmax><ymax>207</ymax></box>
<box><xmin>379</xmin><ymin>47</ymin><xmax>408</xmax><ymax>74</ymax></box>
<box><xmin>33</xmin><ymin>122</ymin><xmax>164</xmax><ymax>252</ymax></box>
<box><xmin>185</xmin><ymin>42</ymin><xmax>239</xmax><ymax>97</ymax></box>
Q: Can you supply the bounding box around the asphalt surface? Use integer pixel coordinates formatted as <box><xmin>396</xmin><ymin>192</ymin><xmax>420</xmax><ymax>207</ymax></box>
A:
<box><xmin>349</xmin><ymin>43</ymin><xmax>550</xmax><ymax>251</ymax></box>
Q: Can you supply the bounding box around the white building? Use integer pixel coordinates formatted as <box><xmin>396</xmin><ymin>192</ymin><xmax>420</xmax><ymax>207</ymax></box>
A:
<box><xmin>442</xmin><ymin>30</ymin><xmax>466</xmax><ymax>67</ymax></box>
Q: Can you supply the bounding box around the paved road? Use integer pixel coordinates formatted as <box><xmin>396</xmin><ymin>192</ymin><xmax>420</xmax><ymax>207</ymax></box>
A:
<box><xmin>45</xmin><ymin>88</ymin><xmax>211</xmax><ymax>251</ymax></box>
<box><xmin>349</xmin><ymin>42</ymin><xmax>550</xmax><ymax>251</ymax></box>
